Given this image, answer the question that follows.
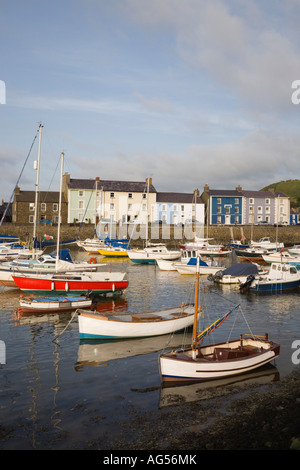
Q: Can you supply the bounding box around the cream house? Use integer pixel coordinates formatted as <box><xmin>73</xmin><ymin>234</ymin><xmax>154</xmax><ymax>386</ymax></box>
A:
<box><xmin>63</xmin><ymin>174</ymin><xmax>157</xmax><ymax>227</ymax></box>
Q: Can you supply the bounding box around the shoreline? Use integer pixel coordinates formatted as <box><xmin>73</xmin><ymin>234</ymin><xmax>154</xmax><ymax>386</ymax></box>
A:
<box><xmin>94</xmin><ymin>369</ymin><xmax>300</xmax><ymax>451</ymax></box>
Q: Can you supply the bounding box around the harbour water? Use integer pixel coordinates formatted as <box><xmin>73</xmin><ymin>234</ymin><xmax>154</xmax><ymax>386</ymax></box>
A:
<box><xmin>0</xmin><ymin>250</ymin><xmax>299</xmax><ymax>450</ymax></box>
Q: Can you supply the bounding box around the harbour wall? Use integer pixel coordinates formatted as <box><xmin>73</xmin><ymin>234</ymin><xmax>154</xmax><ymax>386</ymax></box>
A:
<box><xmin>1</xmin><ymin>223</ymin><xmax>300</xmax><ymax>248</ymax></box>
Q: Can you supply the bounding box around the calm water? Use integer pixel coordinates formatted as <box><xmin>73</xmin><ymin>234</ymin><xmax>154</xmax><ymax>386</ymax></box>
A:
<box><xmin>0</xmin><ymin>251</ymin><xmax>299</xmax><ymax>449</ymax></box>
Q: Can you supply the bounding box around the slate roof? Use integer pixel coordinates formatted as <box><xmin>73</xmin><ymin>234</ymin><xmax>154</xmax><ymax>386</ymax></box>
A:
<box><xmin>68</xmin><ymin>179</ymin><xmax>157</xmax><ymax>193</ymax></box>
<box><xmin>156</xmin><ymin>192</ymin><xmax>203</xmax><ymax>204</ymax></box>
<box><xmin>15</xmin><ymin>191</ymin><xmax>66</xmax><ymax>203</ymax></box>
<box><xmin>207</xmin><ymin>189</ymin><xmax>243</xmax><ymax>197</ymax></box>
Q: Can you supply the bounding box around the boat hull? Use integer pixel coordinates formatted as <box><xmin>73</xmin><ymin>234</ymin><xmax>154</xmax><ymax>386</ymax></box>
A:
<box><xmin>12</xmin><ymin>273</ymin><xmax>128</xmax><ymax>296</ymax></box>
<box><xmin>249</xmin><ymin>279</ymin><xmax>300</xmax><ymax>292</ymax></box>
<box><xmin>159</xmin><ymin>336</ymin><xmax>280</xmax><ymax>384</ymax></box>
<box><xmin>98</xmin><ymin>248</ymin><xmax>128</xmax><ymax>257</ymax></box>
<box><xmin>19</xmin><ymin>296</ymin><xmax>92</xmax><ymax>313</ymax></box>
<box><xmin>78</xmin><ymin>305</ymin><xmax>195</xmax><ymax>339</ymax></box>
<box><xmin>127</xmin><ymin>249</ymin><xmax>181</xmax><ymax>264</ymax></box>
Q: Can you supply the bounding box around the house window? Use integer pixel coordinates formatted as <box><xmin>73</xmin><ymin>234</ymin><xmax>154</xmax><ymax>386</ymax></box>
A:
<box><xmin>217</xmin><ymin>216</ymin><xmax>222</xmax><ymax>224</ymax></box>
<box><xmin>53</xmin><ymin>203</ymin><xmax>58</xmax><ymax>211</ymax></box>
<box><xmin>226</xmin><ymin>207</ymin><xmax>231</xmax><ymax>214</ymax></box>
<box><xmin>29</xmin><ymin>203</ymin><xmax>34</xmax><ymax>211</ymax></box>
<box><xmin>29</xmin><ymin>215</ymin><xmax>34</xmax><ymax>223</ymax></box>
<box><xmin>235</xmin><ymin>207</ymin><xmax>239</xmax><ymax>213</ymax></box>
<box><xmin>181</xmin><ymin>205</ymin><xmax>184</xmax><ymax>211</ymax></box>
<box><xmin>234</xmin><ymin>216</ymin><xmax>239</xmax><ymax>223</ymax></box>
<box><xmin>78</xmin><ymin>200</ymin><xmax>84</xmax><ymax>209</ymax></box>
<box><xmin>173</xmin><ymin>205</ymin><xmax>177</xmax><ymax>211</ymax></box>
<box><xmin>41</xmin><ymin>203</ymin><xmax>46</xmax><ymax>211</ymax></box>
<box><xmin>266</xmin><ymin>206</ymin><xmax>270</xmax><ymax>214</ymax></box>
<box><xmin>249</xmin><ymin>198</ymin><xmax>254</xmax><ymax>204</ymax></box>
<box><xmin>217</xmin><ymin>198</ymin><xmax>221</xmax><ymax>204</ymax></box>
<box><xmin>110</xmin><ymin>203</ymin><xmax>115</xmax><ymax>210</ymax></box>
<box><xmin>257</xmin><ymin>206</ymin><xmax>262</xmax><ymax>214</ymax></box>
<box><xmin>217</xmin><ymin>206</ymin><xmax>221</xmax><ymax>213</ymax></box>
<box><xmin>128</xmin><ymin>193</ymin><xmax>133</xmax><ymax>198</ymax></box>
<box><xmin>265</xmin><ymin>198</ymin><xmax>270</xmax><ymax>204</ymax></box>
<box><xmin>79</xmin><ymin>190</ymin><xmax>84</xmax><ymax>197</ymax></box>
<box><xmin>235</xmin><ymin>198</ymin><xmax>239</xmax><ymax>204</ymax></box>
<box><xmin>110</xmin><ymin>192</ymin><xmax>115</xmax><ymax>198</ymax></box>
<box><xmin>162</xmin><ymin>204</ymin><xmax>166</xmax><ymax>211</ymax></box>
<box><xmin>142</xmin><ymin>204</ymin><xmax>147</xmax><ymax>211</ymax></box>
<box><xmin>128</xmin><ymin>204</ymin><xmax>132</xmax><ymax>211</ymax></box>
<box><xmin>142</xmin><ymin>193</ymin><xmax>146</xmax><ymax>199</ymax></box>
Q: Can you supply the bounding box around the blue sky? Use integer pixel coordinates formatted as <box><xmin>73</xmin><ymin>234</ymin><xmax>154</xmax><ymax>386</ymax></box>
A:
<box><xmin>1</xmin><ymin>0</ymin><xmax>300</xmax><ymax>201</ymax></box>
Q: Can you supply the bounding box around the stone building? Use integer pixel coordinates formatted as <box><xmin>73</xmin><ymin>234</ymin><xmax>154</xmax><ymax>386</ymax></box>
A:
<box><xmin>12</xmin><ymin>186</ymin><xmax>68</xmax><ymax>224</ymax></box>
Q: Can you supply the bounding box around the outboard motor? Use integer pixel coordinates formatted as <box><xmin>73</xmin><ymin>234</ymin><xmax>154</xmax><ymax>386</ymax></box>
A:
<box><xmin>239</xmin><ymin>274</ymin><xmax>255</xmax><ymax>292</ymax></box>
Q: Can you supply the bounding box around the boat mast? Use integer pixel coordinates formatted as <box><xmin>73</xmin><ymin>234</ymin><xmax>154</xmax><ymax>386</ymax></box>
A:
<box><xmin>56</xmin><ymin>152</ymin><xmax>64</xmax><ymax>269</ymax></box>
<box><xmin>192</xmin><ymin>256</ymin><xmax>200</xmax><ymax>359</ymax></box>
<box><xmin>32</xmin><ymin>123</ymin><xmax>43</xmax><ymax>258</ymax></box>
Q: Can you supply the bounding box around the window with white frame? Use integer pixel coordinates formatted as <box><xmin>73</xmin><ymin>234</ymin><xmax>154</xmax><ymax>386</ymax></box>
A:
<box><xmin>41</xmin><ymin>203</ymin><xmax>46</xmax><ymax>212</ymax></box>
<box><xmin>53</xmin><ymin>203</ymin><xmax>58</xmax><ymax>211</ymax></box>
<box><xmin>79</xmin><ymin>190</ymin><xmax>84</xmax><ymax>197</ymax></box>
<box><xmin>78</xmin><ymin>200</ymin><xmax>84</xmax><ymax>209</ymax></box>
<box><xmin>29</xmin><ymin>203</ymin><xmax>34</xmax><ymax>211</ymax></box>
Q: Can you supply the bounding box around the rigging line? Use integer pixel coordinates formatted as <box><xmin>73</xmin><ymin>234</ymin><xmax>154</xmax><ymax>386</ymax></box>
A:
<box><xmin>76</xmin><ymin>181</ymin><xmax>95</xmax><ymax>238</ymax></box>
<box><xmin>40</xmin><ymin>155</ymin><xmax>61</xmax><ymax>203</ymax></box>
<box><xmin>0</xmin><ymin>129</ymin><xmax>39</xmax><ymax>227</ymax></box>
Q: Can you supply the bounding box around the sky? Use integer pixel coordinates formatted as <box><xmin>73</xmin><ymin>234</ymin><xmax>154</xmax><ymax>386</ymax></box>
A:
<box><xmin>1</xmin><ymin>0</ymin><xmax>300</xmax><ymax>201</ymax></box>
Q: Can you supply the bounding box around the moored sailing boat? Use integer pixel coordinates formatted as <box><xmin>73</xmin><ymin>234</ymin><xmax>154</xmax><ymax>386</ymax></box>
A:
<box><xmin>159</xmin><ymin>257</ymin><xmax>280</xmax><ymax>384</ymax></box>
<box><xmin>12</xmin><ymin>153</ymin><xmax>128</xmax><ymax>297</ymax></box>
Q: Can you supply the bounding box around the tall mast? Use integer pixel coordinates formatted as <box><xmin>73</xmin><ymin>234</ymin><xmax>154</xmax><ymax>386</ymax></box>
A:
<box><xmin>33</xmin><ymin>123</ymin><xmax>43</xmax><ymax>257</ymax></box>
<box><xmin>56</xmin><ymin>152</ymin><xmax>64</xmax><ymax>269</ymax></box>
<box><xmin>192</xmin><ymin>256</ymin><xmax>200</xmax><ymax>359</ymax></box>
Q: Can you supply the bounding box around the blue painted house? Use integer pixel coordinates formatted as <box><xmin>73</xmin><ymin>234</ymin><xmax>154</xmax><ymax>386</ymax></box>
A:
<box><xmin>201</xmin><ymin>185</ymin><xmax>243</xmax><ymax>225</ymax></box>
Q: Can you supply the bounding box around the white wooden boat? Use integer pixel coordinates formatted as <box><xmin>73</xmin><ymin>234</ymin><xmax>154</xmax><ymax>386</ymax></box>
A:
<box><xmin>262</xmin><ymin>250</ymin><xmax>300</xmax><ymax>265</ymax></box>
<box><xmin>76</xmin><ymin>238</ymin><xmax>106</xmax><ymax>253</ymax></box>
<box><xmin>239</xmin><ymin>263</ymin><xmax>300</xmax><ymax>292</ymax></box>
<box><xmin>127</xmin><ymin>244</ymin><xmax>181</xmax><ymax>265</ymax></box>
<box><xmin>78</xmin><ymin>303</ymin><xmax>196</xmax><ymax>339</ymax></box>
<box><xmin>159</xmin><ymin>257</ymin><xmax>280</xmax><ymax>384</ymax></box>
<box><xmin>175</xmin><ymin>258</ymin><xmax>225</xmax><ymax>275</ymax></box>
<box><xmin>251</xmin><ymin>237</ymin><xmax>284</xmax><ymax>250</ymax></box>
<box><xmin>288</xmin><ymin>244</ymin><xmax>300</xmax><ymax>255</ymax></box>
<box><xmin>18</xmin><ymin>295</ymin><xmax>92</xmax><ymax>313</ymax></box>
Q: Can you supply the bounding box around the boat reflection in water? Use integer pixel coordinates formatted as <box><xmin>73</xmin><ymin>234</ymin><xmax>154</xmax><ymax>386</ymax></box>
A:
<box><xmin>75</xmin><ymin>332</ymin><xmax>191</xmax><ymax>368</ymax></box>
<box><xmin>159</xmin><ymin>364</ymin><xmax>280</xmax><ymax>408</ymax></box>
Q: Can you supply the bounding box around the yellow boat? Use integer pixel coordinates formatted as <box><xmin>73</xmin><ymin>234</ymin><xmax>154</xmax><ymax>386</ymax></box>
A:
<box><xmin>98</xmin><ymin>246</ymin><xmax>128</xmax><ymax>257</ymax></box>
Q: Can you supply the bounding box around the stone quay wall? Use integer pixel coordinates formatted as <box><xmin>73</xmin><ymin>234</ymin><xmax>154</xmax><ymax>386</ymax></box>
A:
<box><xmin>1</xmin><ymin>223</ymin><xmax>300</xmax><ymax>248</ymax></box>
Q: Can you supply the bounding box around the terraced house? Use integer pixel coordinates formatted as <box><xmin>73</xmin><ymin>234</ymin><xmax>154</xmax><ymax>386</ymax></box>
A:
<box><xmin>201</xmin><ymin>184</ymin><xmax>290</xmax><ymax>225</ymax></box>
<box><xmin>62</xmin><ymin>174</ymin><xmax>157</xmax><ymax>226</ymax></box>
